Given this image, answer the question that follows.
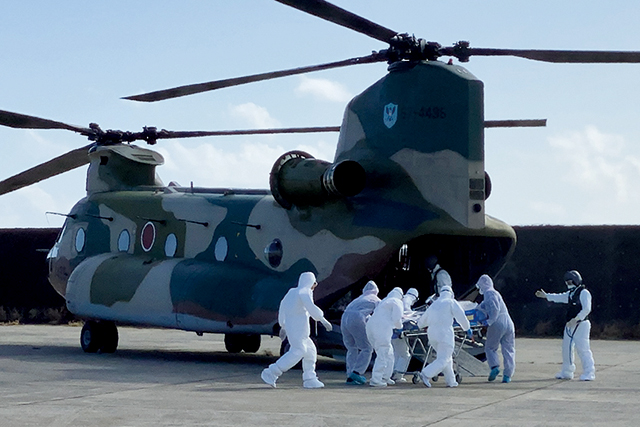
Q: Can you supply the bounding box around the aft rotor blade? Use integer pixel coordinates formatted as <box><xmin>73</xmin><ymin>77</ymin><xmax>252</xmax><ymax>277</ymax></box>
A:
<box><xmin>275</xmin><ymin>0</ymin><xmax>397</xmax><ymax>43</ymax></box>
<box><xmin>484</xmin><ymin>119</ymin><xmax>547</xmax><ymax>128</ymax></box>
<box><xmin>463</xmin><ymin>48</ymin><xmax>640</xmax><ymax>63</ymax></box>
<box><xmin>0</xmin><ymin>144</ymin><xmax>92</xmax><ymax>196</ymax></box>
<box><xmin>124</xmin><ymin>54</ymin><xmax>384</xmax><ymax>102</ymax></box>
<box><xmin>156</xmin><ymin>126</ymin><xmax>341</xmax><ymax>139</ymax></box>
<box><xmin>0</xmin><ymin>109</ymin><xmax>90</xmax><ymax>134</ymax></box>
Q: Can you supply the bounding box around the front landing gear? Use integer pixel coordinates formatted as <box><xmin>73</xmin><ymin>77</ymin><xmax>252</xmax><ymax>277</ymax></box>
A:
<box><xmin>80</xmin><ymin>320</ymin><xmax>119</xmax><ymax>353</ymax></box>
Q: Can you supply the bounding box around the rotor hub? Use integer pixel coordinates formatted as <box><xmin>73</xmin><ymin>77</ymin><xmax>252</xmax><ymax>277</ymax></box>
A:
<box><xmin>385</xmin><ymin>34</ymin><xmax>442</xmax><ymax>63</ymax></box>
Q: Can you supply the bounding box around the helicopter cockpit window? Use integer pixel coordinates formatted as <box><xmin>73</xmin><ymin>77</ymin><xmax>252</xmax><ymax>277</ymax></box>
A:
<box><xmin>75</xmin><ymin>228</ymin><xmax>86</xmax><ymax>253</ymax></box>
<box><xmin>264</xmin><ymin>239</ymin><xmax>283</xmax><ymax>268</ymax></box>
<box><xmin>165</xmin><ymin>233</ymin><xmax>178</xmax><ymax>257</ymax></box>
<box><xmin>117</xmin><ymin>230</ymin><xmax>130</xmax><ymax>252</ymax></box>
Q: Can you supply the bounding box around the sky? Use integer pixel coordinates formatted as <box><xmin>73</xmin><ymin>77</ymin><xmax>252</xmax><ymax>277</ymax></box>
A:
<box><xmin>1</xmin><ymin>1</ymin><xmax>640</xmax><ymax>228</ymax></box>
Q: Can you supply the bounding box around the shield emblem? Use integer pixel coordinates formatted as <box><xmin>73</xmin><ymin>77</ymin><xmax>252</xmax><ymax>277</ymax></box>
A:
<box><xmin>383</xmin><ymin>103</ymin><xmax>398</xmax><ymax>129</ymax></box>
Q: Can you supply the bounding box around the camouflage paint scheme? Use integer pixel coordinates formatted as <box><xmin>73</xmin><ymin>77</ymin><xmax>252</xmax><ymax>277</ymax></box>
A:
<box><xmin>48</xmin><ymin>61</ymin><xmax>516</xmax><ymax>336</ymax></box>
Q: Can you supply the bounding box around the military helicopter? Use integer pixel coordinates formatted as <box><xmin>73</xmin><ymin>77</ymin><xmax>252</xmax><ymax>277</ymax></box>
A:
<box><xmin>2</xmin><ymin>0</ymin><xmax>640</xmax><ymax>356</ymax></box>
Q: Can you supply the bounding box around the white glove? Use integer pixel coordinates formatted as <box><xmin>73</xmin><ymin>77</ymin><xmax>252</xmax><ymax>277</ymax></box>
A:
<box><xmin>566</xmin><ymin>318</ymin><xmax>579</xmax><ymax>329</ymax></box>
<box><xmin>535</xmin><ymin>289</ymin><xmax>547</xmax><ymax>299</ymax></box>
<box><xmin>321</xmin><ymin>319</ymin><xmax>333</xmax><ymax>332</ymax></box>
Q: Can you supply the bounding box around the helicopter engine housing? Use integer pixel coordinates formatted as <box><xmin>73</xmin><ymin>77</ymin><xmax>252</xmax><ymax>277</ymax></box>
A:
<box><xmin>86</xmin><ymin>144</ymin><xmax>164</xmax><ymax>194</ymax></box>
<box><xmin>269</xmin><ymin>150</ymin><xmax>366</xmax><ymax>209</ymax></box>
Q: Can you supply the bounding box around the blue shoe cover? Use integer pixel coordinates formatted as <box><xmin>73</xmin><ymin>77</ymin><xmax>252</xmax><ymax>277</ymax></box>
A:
<box><xmin>502</xmin><ymin>375</ymin><xmax>511</xmax><ymax>383</ymax></box>
<box><xmin>488</xmin><ymin>367</ymin><xmax>500</xmax><ymax>382</ymax></box>
<box><xmin>348</xmin><ymin>372</ymin><xmax>366</xmax><ymax>385</ymax></box>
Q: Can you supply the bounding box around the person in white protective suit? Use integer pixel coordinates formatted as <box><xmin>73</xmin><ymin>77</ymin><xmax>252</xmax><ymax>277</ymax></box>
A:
<box><xmin>365</xmin><ymin>287</ymin><xmax>404</xmax><ymax>387</ymax></box>
<box><xmin>418</xmin><ymin>285</ymin><xmax>472</xmax><ymax>388</ymax></box>
<box><xmin>261</xmin><ymin>272</ymin><xmax>333</xmax><ymax>389</ymax></box>
<box><xmin>535</xmin><ymin>270</ymin><xmax>595</xmax><ymax>381</ymax></box>
<box><xmin>391</xmin><ymin>288</ymin><xmax>419</xmax><ymax>383</ymax></box>
<box><xmin>424</xmin><ymin>255</ymin><xmax>453</xmax><ymax>306</ymax></box>
<box><xmin>340</xmin><ymin>280</ymin><xmax>381</xmax><ymax>385</ymax></box>
<box><xmin>475</xmin><ymin>274</ymin><xmax>516</xmax><ymax>383</ymax></box>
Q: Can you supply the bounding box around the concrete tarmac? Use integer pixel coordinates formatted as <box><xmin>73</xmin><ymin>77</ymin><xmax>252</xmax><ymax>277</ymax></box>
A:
<box><xmin>1</xmin><ymin>324</ymin><xmax>639</xmax><ymax>426</ymax></box>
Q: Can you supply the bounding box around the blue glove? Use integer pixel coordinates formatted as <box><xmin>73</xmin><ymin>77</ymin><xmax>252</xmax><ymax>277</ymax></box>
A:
<box><xmin>474</xmin><ymin>310</ymin><xmax>488</xmax><ymax>323</ymax></box>
<box><xmin>392</xmin><ymin>329</ymin><xmax>402</xmax><ymax>339</ymax></box>
<box><xmin>466</xmin><ymin>329</ymin><xmax>473</xmax><ymax>339</ymax></box>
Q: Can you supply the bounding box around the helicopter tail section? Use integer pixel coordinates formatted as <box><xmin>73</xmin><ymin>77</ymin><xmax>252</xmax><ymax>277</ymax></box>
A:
<box><xmin>335</xmin><ymin>60</ymin><xmax>486</xmax><ymax>229</ymax></box>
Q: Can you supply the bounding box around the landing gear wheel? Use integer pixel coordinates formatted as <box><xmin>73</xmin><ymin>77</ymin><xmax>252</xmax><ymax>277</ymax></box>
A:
<box><xmin>100</xmin><ymin>321</ymin><xmax>119</xmax><ymax>353</ymax></box>
<box><xmin>224</xmin><ymin>334</ymin><xmax>244</xmax><ymax>353</ymax></box>
<box><xmin>80</xmin><ymin>320</ymin><xmax>119</xmax><ymax>353</ymax></box>
<box><xmin>80</xmin><ymin>321</ymin><xmax>101</xmax><ymax>353</ymax></box>
<box><xmin>242</xmin><ymin>334</ymin><xmax>261</xmax><ymax>353</ymax></box>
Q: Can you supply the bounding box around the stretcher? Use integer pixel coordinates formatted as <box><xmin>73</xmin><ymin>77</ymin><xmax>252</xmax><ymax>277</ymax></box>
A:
<box><xmin>397</xmin><ymin>302</ymin><xmax>489</xmax><ymax>384</ymax></box>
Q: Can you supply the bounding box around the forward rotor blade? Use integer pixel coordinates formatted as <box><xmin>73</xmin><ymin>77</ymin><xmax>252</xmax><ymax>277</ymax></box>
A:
<box><xmin>0</xmin><ymin>109</ymin><xmax>90</xmax><ymax>133</ymax></box>
<box><xmin>0</xmin><ymin>144</ymin><xmax>92</xmax><ymax>196</ymax></box>
<box><xmin>275</xmin><ymin>0</ymin><xmax>397</xmax><ymax>43</ymax></box>
<box><xmin>157</xmin><ymin>121</ymin><xmax>546</xmax><ymax>138</ymax></box>
<box><xmin>463</xmin><ymin>48</ymin><xmax>640</xmax><ymax>63</ymax></box>
<box><xmin>143</xmin><ymin>119</ymin><xmax>548</xmax><ymax>141</ymax></box>
<box><xmin>124</xmin><ymin>54</ymin><xmax>384</xmax><ymax>102</ymax></box>
<box><xmin>155</xmin><ymin>126</ymin><xmax>341</xmax><ymax>139</ymax></box>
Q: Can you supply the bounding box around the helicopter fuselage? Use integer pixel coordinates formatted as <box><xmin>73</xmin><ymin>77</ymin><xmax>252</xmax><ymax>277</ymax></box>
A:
<box><xmin>44</xmin><ymin>60</ymin><xmax>516</xmax><ymax>337</ymax></box>
<box><xmin>48</xmin><ymin>184</ymin><xmax>514</xmax><ymax>336</ymax></box>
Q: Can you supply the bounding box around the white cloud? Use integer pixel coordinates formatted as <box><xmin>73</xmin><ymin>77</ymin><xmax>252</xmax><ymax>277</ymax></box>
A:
<box><xmin>229</xmin><ymin>103</ymin><xmax>281</xmax><ymax>128</ymax></box>
<box><xmin>296</xmin><ymin>139</ymin><xmax>336</xmax><ymax>161</ymax></box>
<box><xmin>159</xmin><ymin>142</ymin><xmax>274</xmax><ymax>188</ymax></box>
<box><xmin>549</xmin><ymin>125</ymin><xmax>640</xmax><ymax>202</ymax></box>
<box><xmin>544</xmin><ymin>126</ymin><xmax>640</xmax><ymax>224</ymax></box>
<box><xmin>295</xmin><ymin>76</ymin><xmax>352</xmax><ymax>103</ymax></box>
<box><xmin>0</xmin><ymin>185</ymin><xmax>71</xmax><ymax>228</ymax></box>
<box><xmin>158</xmin><ymin>137</ymin><xmax>340</xmax><ymax>190</ymax></box>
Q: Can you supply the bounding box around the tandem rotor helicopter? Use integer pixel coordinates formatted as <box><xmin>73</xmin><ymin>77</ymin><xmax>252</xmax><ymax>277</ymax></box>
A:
<box><xmin>2</xmin><ymin>0</ymin><xmax>640</xmax><ymax>356</ymax></box>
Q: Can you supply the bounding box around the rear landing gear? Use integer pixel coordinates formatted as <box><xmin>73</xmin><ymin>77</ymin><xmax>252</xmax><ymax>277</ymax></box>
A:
<box><xmin>80</xmin><ymin>320</ymin><xmax>119</xmax><ymax>353</ymax></box>
<box><xmin>224</xmin><ymin>333</ymin><xmax>261</xmax><ymax>353</ymax></box>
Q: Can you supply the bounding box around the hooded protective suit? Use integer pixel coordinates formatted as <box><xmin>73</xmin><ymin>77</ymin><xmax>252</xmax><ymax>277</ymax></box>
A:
<box><xmin>476</xmin><ymin>275</ymin><xmax>516</xmax><ymax>381</ymax></box>
<box><xmin>341</xmin><ymin>281</ymin><xmax>381</xmax><ymax>381</ymax></box>
<box><xmin>365</xmin><ymin>287</ymin><xmax>404</xmax><ymax>386</ymax></box>
<box><xmin>418</xmin><ymin>286</ymin><xmax>470</xmax><ymax>387</ymax></box>
<box><xmin>261</xmin><ymin>272</ymin><xmax>332</xmax><ymax>389</ymax></box>
<box><xmin>537</xmin><ymin>276</ymin><xmax>595</xmax><ymax>381</ymax></box>
<box><xmin>391</xmin><ymin>288</ymin><xmax>419</xmax><ymax>381</ymax></box>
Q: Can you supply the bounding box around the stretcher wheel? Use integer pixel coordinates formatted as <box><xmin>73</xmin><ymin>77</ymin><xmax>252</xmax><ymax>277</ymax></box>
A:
<box><xmin>412</xmin><ymin>374</ymin><xmax>420</xmax><ymax>384</ymax></box>
<box><xmin>432</xmin><ymin>376</ymin><xmax>438</xmax><ymax>382</ymax></box>
<box><xmin>456</xmin><ymin>373</ymin><xmax>462</xmax><ymax>383</ymax></box>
